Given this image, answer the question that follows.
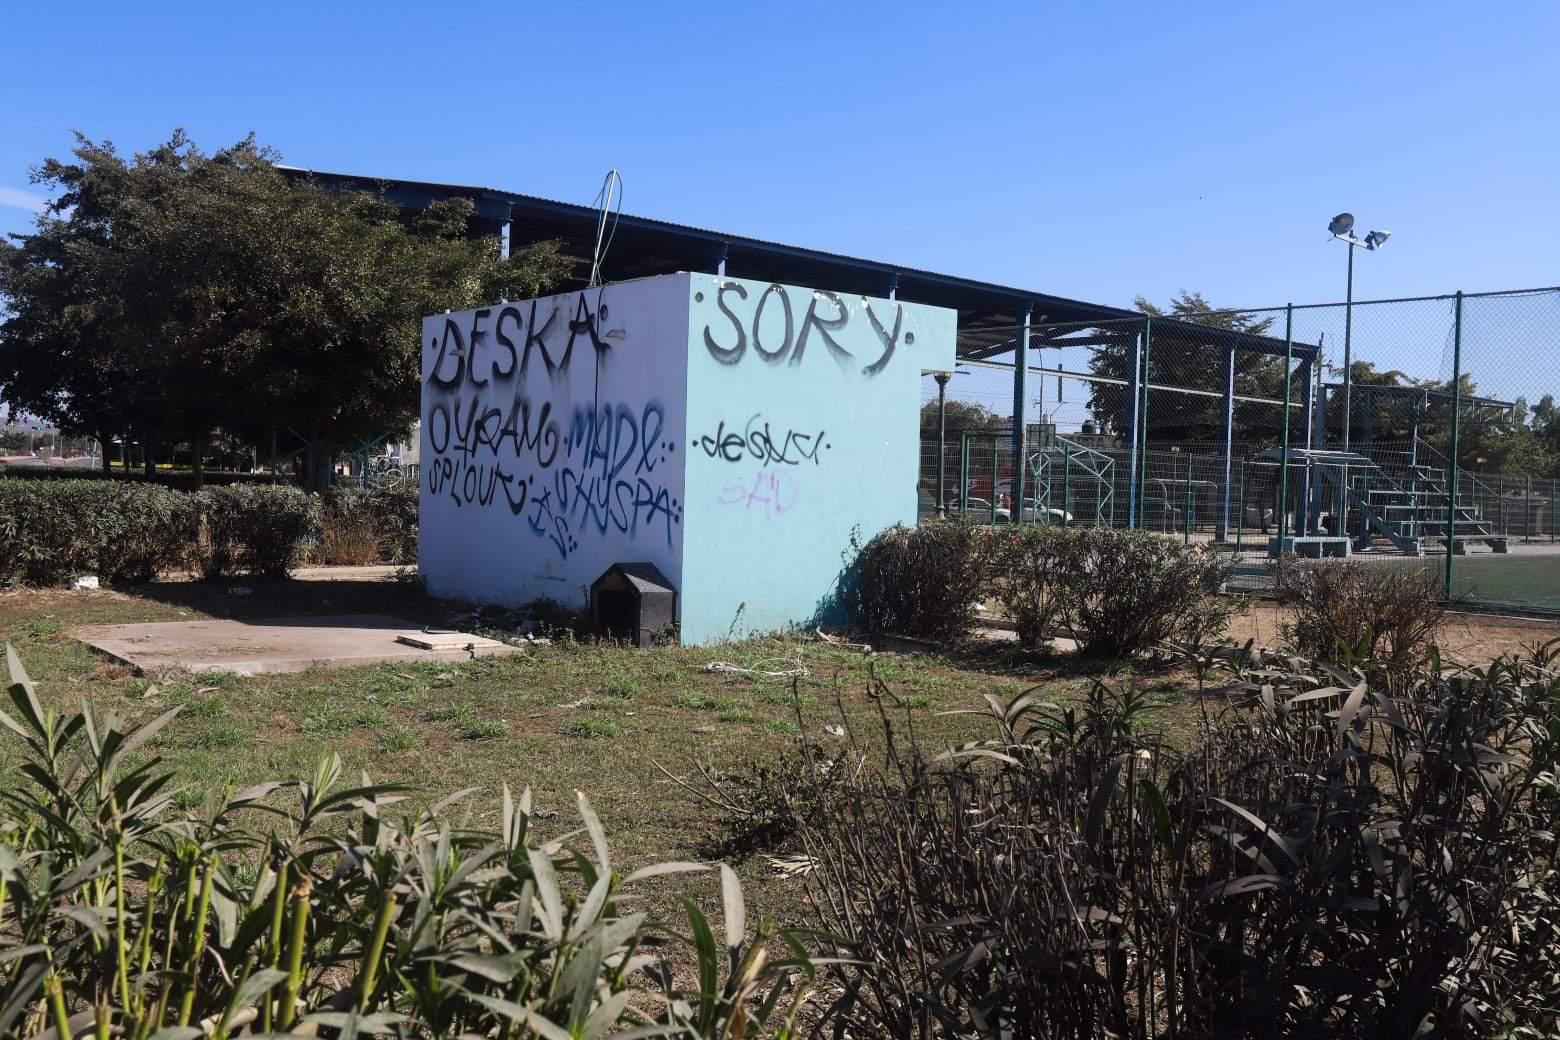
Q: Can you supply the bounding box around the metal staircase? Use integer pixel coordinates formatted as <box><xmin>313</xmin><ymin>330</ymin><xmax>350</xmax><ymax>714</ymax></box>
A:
<box><xmin>1344</xmin><ymin>444</ymin><xmax>1507</xmax><ymax>555</ymax></box>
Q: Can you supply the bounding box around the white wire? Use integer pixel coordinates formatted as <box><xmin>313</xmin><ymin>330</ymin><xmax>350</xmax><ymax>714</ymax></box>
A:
<box><xmin>588</xmin><ymin>170</ymin><xmax>622</xmax><ymax>288</ymax></box>
<box><xmin>703</xmin><ymin>658</ymin><xmax>809</xmax><ymax>680</ymax></box>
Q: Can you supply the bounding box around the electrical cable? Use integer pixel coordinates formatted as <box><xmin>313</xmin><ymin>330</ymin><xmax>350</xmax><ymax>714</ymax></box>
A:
<box><xmin>588</xmin><ymin>170</ymin><xmax>622</xmax><ymax>288</ymax></box>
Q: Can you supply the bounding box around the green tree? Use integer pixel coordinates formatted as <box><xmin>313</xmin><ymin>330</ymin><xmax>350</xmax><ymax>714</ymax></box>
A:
<box><xmin>1086</xmin><ymin>291</ymin><xmax>1283</xmax><ymax>446</ymax></box>
<box><xmin>0</xmin><ymin>131</ymin><xmax>571</xmax><ymax>488</ymax></box>
<box><xmin>921</xmin><ymin>397</ymin><xmax>1006</xmax><ymax>433</ymax></box>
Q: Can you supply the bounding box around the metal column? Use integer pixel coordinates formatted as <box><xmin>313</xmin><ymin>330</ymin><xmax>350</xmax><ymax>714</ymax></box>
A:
<box><xmin>1297</xmin><ymin>356</ymin><xmax>1315</xmax><ymax>535</ymax></box>
<box><xmin>1277</xmin><ymin>305</ymin><xmax>1294</xmax><ymax>553</ymax></box>
<box><xmin>1124</xmin><ymin>332</ymin><xmax>1143</xmax><ymax>528</ymax></box>
<box><xmin>934</xmin><ymin>372</ymin><xmax>950</xmax><ymax>516</ymax></box>
<box><xmin>1217</xmin><ymin>344</ymin><xmax>1236</xmax><ymax>541</ymax></box>
<box><xmin>1444</xmin><ymin>292</ymin><xmax>1464</xmax><ymax>602</ymax></box>
<box><xmin>1012</xmin><ymin>302</ymin><xmax>1032</xmax><ymax>518</ymax></box>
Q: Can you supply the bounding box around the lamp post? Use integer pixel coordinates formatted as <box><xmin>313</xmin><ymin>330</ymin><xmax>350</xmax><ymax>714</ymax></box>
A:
<box><xmin>934</xmin><ymin>371</ymin><xmax>951</xmax><ymax>516</ymax></box>
<box><xmin>1327</xmin><ymin>213</ymin><xmax>1391</xmax><ymax>452</ymax></box>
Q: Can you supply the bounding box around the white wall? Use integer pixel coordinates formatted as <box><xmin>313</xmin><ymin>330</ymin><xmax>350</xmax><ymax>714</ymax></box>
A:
<box><xmin>678</xmin><ymin>275</ymin><xmax>956</xmax><ymax>642</ymax></box>
<box><xmin>419</xmin><ymin>275</ymin><xmax>691</xmax><ymax>611</ymax></box>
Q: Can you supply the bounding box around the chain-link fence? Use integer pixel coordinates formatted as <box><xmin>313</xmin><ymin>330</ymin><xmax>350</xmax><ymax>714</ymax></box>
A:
<box><xmin>919</xmin><ymin>286</ymin><xmax>1560</xmax><ymax>614</ymax></box>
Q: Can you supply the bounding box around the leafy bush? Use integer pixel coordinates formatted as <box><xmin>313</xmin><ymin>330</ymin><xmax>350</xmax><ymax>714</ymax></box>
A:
<box><xmin>0</xmin><ymin>645</ymin><xmax>815</xmax><ymax>1038</ymax></box>
<box><xmin>1276</xmin><ymin>558</ymin><xmax>1444</xmax><ymax>668</ymax></box>
<box><xmin>200</xmin><ymin>483</ymin><xmax>321</xmax><ymax>577</ymax></box>
<box><xmin>851</xmin><ymin>519</ymin><xmax>992</xmax><ymax>641</ymax></box>
<box><xmin>0</xmin><ymin>478</ymin><xmax>198</xmax><ymax>584</ymax></box>
<box><xmin>791</xmin><ymin>645</ymin><xmax>1560</xmax><ymax>1038</ymax></box>
<box><xmin>989</xmin><ymin>524</ymin><xmax>1071</xmax><ymax>648</ymax></box>
<box><xmin>1051</xmin><ymin>527</ymin><xmax>1234</xmax><ymax>658</ymax></box>
<box><xmin>314</xmin><ymin>483</ymin><xmax>418</xmax><ymax>565</ymax></box>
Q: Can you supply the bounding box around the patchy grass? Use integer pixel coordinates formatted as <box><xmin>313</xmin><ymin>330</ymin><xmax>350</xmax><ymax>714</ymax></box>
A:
<box><xmin>0</xmin><ymin>580</ymin><xmax>1278</xmax><ymax>921</ymax></box>
<box><xmin>561</xmin><ymin>717</ymin><xmax>622</xmax><ymax>739</ymax></box>
<box><xmin>459</xmin><ymin>718</ymin><xmax>510</xmax><ymax>741</ymax></box>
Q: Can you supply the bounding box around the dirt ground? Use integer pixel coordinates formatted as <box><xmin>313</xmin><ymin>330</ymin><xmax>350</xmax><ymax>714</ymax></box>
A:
<box><xmin>1226</xmin><ymin>599</ymin><xmax>1560</xmax><ymax>663</ymax></box>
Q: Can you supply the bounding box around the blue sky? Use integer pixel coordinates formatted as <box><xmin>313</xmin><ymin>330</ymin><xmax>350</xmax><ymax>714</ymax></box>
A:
<box><xmin>3</xmin><ymin>2</ymin><xmax>1557</xmax><ymax>419</ymax></box>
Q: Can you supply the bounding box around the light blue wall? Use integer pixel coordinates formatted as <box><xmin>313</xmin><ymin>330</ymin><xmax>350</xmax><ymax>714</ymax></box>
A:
<box><xmin>678</xmin><ymin>274</ymin><xmax>955</xmax><ymax>643</ymax></box>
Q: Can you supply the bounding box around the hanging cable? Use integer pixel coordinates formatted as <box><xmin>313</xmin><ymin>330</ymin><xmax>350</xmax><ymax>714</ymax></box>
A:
<box><xmin>587</xmin><ymin>169</ymin><xmax>623</xmax><ymax>288</ymax></box>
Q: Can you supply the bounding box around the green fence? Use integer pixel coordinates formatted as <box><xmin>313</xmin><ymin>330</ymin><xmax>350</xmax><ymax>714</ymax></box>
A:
<box><xmin>919</xmin><ymin>286</ymin><xmax>1560</xmax><ymax>614</ymax></box>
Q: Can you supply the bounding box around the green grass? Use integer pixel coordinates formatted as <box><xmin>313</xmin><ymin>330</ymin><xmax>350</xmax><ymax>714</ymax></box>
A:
<box><xmin>375</xmin><ymin>727</ymin><xmax>422</xmax><ymax>753</ymax></box>
<box><xmin>191</xmin><ymin>723</ymin><xmax>252</xmax><ymax>749</ymax></box>
<box><xmin>0</xmin><ymin>579</ymin><xmax>1245</xmax><ymax>921</ymax></box>
<box><xmin>561</xmin><ymin>717</ymin><xmax>621</xmax><ymax>739</ymax></box>
<box><xmin>459</xmin><ymin>718</ymin><xmax>509</xmax><ymax>741</ymax></box>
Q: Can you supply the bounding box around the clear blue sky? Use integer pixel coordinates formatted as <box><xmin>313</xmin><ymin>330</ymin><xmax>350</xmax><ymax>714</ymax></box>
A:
<box><xmin>3</xmin><ymin>2</ymin><xmax>1557</xmax><ymax>417</ymax></box>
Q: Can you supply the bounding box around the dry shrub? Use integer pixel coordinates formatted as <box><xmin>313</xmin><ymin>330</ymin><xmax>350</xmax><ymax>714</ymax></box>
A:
<box><xmin>851</xmin><ymin>519</ymin><xmax>992</xmax><ymax>642</ymax></box>
<box><xmin>989</xmin><ymin>524</ymin><xmax>1069</xmax><ymax>648</ymax></box>
<box><xmin>791</xmin><ymin>648</ymin><xmax>1560</xmax><ymax>1038</ymax></box>
<box><xmin>311</xmin><ymin>484</ymin><xmax>419</xmax><ymax>565</ymax></box>
<box><xmin>316</xmin><ymin>513</ymin><xmax>381</xmax><ymax>565</ymax></box>
<box><xmin>1051</xmin><ymin>527</ymin><xmax>1235</xmax><ymax>658</ymax></box>
<box><xmin>1276</xmin><ymin>559</ymin><xmax>1443</xmax><ymax>668</ymax></box>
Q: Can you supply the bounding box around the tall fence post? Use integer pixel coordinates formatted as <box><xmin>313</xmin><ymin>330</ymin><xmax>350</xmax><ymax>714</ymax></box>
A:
<box><xmin>1184</xmin><ymin>454</ymin><xmax>1193</xmax><ymax>545</ymax></box>
<box><xmin>1062</xmin><ymin>443</ymin><xmax>1072</xmax><ymax>527</ymax></box>
<box><xmin>1124</xmin><ymin>330</ymin><xmax>1142</xmax><ymax>529</ymax></box>
<box><xmin>990</xmin><ymin>436</ymin><xmax>999</xmax><ymax>525</ymax></box>
<box><xmin>958</xmin><ymin>432</ymin><xmax>969</xmax><ymax>515</ymax></box>
<box><xmin>1277</xmin><ymin>305</ymin><xmax>1293</xmax><ymax>557</ymax></box>
<box><xmin>1516</xmin><ymin>477</ymin><xmax>1528</xmax><ymax>548</ymax></box>
<box><xmin>1234</xmin><ymin>460</ymin><xmax>1247</xmax><ymax>557</ymax></box>
<box><xmin>1012</xmin><ymin>304</ymin><xmax>1031</xmax><ymax>521</ymax></box>
<box><xmin>1136</xmin><ymin>316</ymin><xmax>1153</xmax><ymax>529</ymax></box>
<box><xmin>1218</xmin><ymin>344</ymin><xmax>1235</xmax><ymax>541</ymax></box>
<box><xmin>1444</xmin><ymin>291</ymin><xmax>1464</xmax><ymax>603</ymax></box>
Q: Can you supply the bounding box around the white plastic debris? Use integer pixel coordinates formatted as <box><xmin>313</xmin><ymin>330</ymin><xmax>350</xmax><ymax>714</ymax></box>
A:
<box><xmin>72</xmin><ymin>575</ymin><xmax>100</xmax><ymax>590</ymax></box>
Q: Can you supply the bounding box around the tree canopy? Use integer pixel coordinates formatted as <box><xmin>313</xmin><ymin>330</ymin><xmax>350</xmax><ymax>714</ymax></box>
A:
<box><xmin>0</xmin><ymin>131</ymin><xmax>570</xmax><ymax>486</ymax></box>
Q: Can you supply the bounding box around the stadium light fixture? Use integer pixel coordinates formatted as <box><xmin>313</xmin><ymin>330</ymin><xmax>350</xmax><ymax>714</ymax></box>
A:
<box><xmin>1328</xmin><ymin>212</ymin><xmax>1394</xmax><ymax>450</ymax></box>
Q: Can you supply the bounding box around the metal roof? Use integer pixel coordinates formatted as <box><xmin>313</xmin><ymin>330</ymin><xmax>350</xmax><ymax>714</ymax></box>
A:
<box><xmin>278</xmin><ymin>165</ymin><xmax>1308</xmax><ymax>359</ymax></box>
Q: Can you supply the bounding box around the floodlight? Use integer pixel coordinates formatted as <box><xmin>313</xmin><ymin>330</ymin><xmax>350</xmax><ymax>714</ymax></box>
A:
<box><xmin>1328</xmin><ymin>212</ymin><xmax>1355</xmax><ymax>236</ymax></box>
<box><xmin>1364</xmin><ymin>229</ymin><xmax>1391</xmax><ymax>250</ymax></box>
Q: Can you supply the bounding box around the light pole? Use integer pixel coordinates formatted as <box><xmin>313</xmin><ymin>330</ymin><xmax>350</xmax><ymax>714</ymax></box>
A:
<box><xmin>933</xmin><ymin>371</ymin><xmax>951</xmax><ymax>516</ymax></box>
<box><xmin>1327</xmin><ymin>213</ymin><xmax>1391</xmax><ymax>451</ymax></box>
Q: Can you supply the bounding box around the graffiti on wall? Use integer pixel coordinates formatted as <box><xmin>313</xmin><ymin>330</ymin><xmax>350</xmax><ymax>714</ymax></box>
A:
<box><xmin>694</xmin><ymin>414</ymin><xmax>829</xmax><ymax>466</ymax></box>
<box><xmin>423</xmin><ymin>294</ymin><xmax>682</xmax><ymax>560</ymax></box>
<box><xmin>696</xmin><ymin>283</ymin><xmax>915</xmax><ymax>376</ymax></box>
<box><xmin>717</xmin><ymin>468</ymin><xmax>798</xmax><ymax>519</ymax></box>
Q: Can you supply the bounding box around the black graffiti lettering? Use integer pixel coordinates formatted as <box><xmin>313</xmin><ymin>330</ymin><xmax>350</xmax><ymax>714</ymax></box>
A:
<box><xmin>693</xmin><ymin>285</ymin><xmax>910</xmax><ymax>377</ymax></box>
<box><xmin>703</xmin><ymin>282</ymin><xmax>748</xmax><ymax>364</ymax></box>
<box><xmin>471</xmin><ymin>406</ymin><xmax>504</xmax><ymax>457</ymax></box>
<box><xmin>449</xmin><ymin>397</ymin><xmax>479</xmax><ymax>458</ymax></box>
<box><xmin>695</xmin><ymin>414</ymin><xmax>828</xmax><ymax>466</ymax></box>
<box><xmin>498</xmin><ymin>395</ymin><xmax>560</xmax><ymax>468</ymax></box>
<box><xmin>697</xmin><ymin>420</ymin><xmax>747</xmax><ymax>462</ymax></box>
<box><xmin>497</xmin><ymin>466</ymin><xmax>528</xmax><ymax>516</ymax></box>
<box><xmin>428</xmin><ymin>403</ymin><xmax>451</xmax><ymax>454</ymax></box>
<box><xmin>562</xmin><ymin>293</ymin><xmax>608</xmax><ymax>369</ymax></box>
<box><xmin>428</xmin><ymin>319</ymin><xmax>466</xmax><ymax>388</ymax></box>
<box><xmin>751</xmin><ymin>283</ymin><xmax>793</xmax><ymax>363</ymax></box>
<box><xmin>467</xmin><ymin>308</ymin><xmax>492</xmax><ymax>386</ymax></box>
<box><xmin>862</xmin><ymin>300</ymin><xmax>903</xmax><ymax>377</ymax></box>
<box><xmin>493</xmin><ymin>305</ymin><xmax>521</xmax><ymax>379</ymax></box>
<box><xmin>790</xmin><ymin>291</ymin><xmax>852</xmax><ymax>368</ymax></box>
<box><xmin>636</xmin><ymin>403</ymin><xmax>664</xmax><ymax>474</ymax></box>
<box><xmin>425</xmin><ymin>303</ymin><xmax>683</xmax><ymax>562</ymax></box>
<box><xmin>523</xmin><ymin>299</ymin><xmax>559</xmax><ymax>376</ymax></box>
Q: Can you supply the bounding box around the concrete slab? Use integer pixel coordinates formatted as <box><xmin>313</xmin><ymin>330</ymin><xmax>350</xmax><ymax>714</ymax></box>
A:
<box><xmin>73</xmin><ymin>614</ymin><xmax>520</xmax><ymax>676</ymax></box>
